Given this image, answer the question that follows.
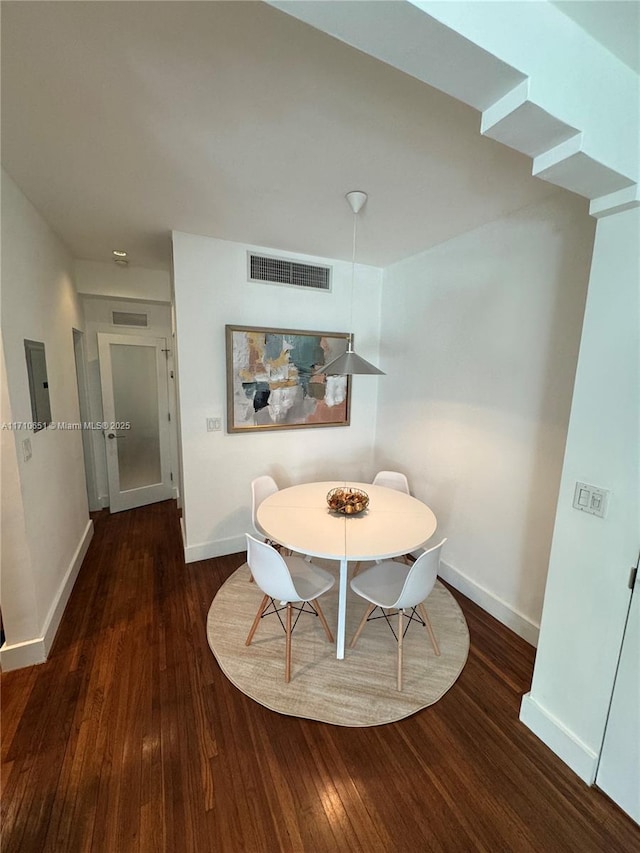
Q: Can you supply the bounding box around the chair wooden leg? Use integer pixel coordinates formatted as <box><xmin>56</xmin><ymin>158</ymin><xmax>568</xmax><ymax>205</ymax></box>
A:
<box><xmin>351</xmin><ymin>561</ymin><xmax>362</xmax><ymax>578</ymax></box>
<box><xmin>285</xmin><ymin>603</ymin><xmax>292</xmax><ymax>683</ymax></box>
<box><xmin>397</xmin><ymin>609</ymin><xmax>404</xmax><ymax>691</ymax></box>
<box><xmin>418</xmin><ymin>602</ymin><xmax>440</xmax><ymax>656</ymax></box>
<box><xmin>350</xmin><ymin>603</ymin><xmax>375</xmax><ymax>648</ymax></box>
<box><xmin>313</xmin><ymin>599</ymin><xmax>334</xmax><ymax>643</ymax></box>
<box><xmin>245</xmin><ymin>594</ymin><xmax>269</xmax><ymax>646</ymax></box>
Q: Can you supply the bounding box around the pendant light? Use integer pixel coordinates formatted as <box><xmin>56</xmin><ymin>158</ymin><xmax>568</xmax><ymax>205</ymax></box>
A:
<box><xmin>316</xmin><ymin>191</ymin><xmax>385</xmax><ymax>376</ymax></box>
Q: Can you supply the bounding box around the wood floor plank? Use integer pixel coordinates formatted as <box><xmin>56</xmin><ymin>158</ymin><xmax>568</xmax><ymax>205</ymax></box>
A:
<box><xmin>1</xmin><ymin>667</ymin><xmax>38</xmax><ymax>763</ymax></box>
<box><xmin>302</xmin><ymin>723</ymin><xmax>398</xmax><ymax>852</ymax></box>
<box><xmin>2</xmin><ymin>500</ymin><xmax>639</xmax><ymax>853</ymax></box>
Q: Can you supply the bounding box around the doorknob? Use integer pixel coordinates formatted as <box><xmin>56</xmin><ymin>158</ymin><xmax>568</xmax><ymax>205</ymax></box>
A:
<box><xmin>107</xmin><ymin>432</ymin><xmax>116</xmax><ymax>439</ymax></box>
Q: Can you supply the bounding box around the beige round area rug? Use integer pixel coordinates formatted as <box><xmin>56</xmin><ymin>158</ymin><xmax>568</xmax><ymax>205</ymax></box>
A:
<box><xmin>207</xmin><ymin>562</ymin><xmax>469</xmax><ymax>726</ymax></box>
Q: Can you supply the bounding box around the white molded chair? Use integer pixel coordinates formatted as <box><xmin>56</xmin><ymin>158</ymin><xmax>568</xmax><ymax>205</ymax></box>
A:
<box><xmin>251</xmin><ymin>475</ymin><xmax>279</xmax><ymax>542</ymax></box>
<box><xmin>349</xmin><ymin>538</ymin><xmax>447</xmax><ymax>690</ymax></box>
<box><xmin>251</xmin><ymin>475</ymin><xmax>311</xmax><ymax>570</ymax></box>
<box><xmin>372</xmin><ymin>470</ymin><xmax>410</xmax><ymax>494</ymax></box>
<box><xmin>352</xmin><ymin>470</ymin><xmax>412</xmax><ymax>578</ymax></box>
<box><xmin>245</xmin><ymin>534</ymin><xmax>335</xmax><ymax>682</ymax></box>
<box><xmin>249</xmin><ymin>475</ymin><xmax>289</xmax><ymax>580</ymax></box>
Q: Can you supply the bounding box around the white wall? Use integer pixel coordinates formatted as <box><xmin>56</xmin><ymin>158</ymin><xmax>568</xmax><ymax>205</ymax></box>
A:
<box><xmin>521</xmin><ymin>205</ymin><xmax>639</xmax><ymax>782</ymax></box>
<box><xmin>375</xmin><ymin>192</ymin><xmax>595</xmax><ymax>643</ymax></box>
<box><xmin>172</xmin><ymin>232</ymin><xmax>382</xmax><ymax>561</ymax></box>
<box><xmin>0</xmin><ymin>339</ymin><xmax>39</xmax><ymax>643</ymax></box>
<box><xmin>75</xmin><ymin>259</ymin><xmax>171</xmax><ymax>303</ymax></box>
<box><xmin>81</xmin><ymin>295</ymin><xmax>176</xmax><ymax>508</ymax></box>
<box><xmin>0</xmin><ymin>170</ymin><xmax>93</xmax><ymax>669</ymax></box>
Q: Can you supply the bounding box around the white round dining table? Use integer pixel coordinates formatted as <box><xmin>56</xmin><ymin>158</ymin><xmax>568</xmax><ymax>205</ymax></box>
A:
<box><xmin>257</xmin><ymin>481</ymin><xmax>438</xmax><ymax>659</ymax></box>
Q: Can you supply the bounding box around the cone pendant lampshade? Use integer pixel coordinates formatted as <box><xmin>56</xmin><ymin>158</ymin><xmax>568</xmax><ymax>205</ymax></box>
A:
<box><xmin>317</xmin><ymin>191</ymin><xmax>385</xmax><ymax>377</ymax></box>
<box><xmin>322</xmin><ymin>334</ymin><xmax>385</xmax><ymax>375</ymax></box>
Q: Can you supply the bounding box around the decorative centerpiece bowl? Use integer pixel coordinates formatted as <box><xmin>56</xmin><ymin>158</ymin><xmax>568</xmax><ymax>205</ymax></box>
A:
<box><xmin>326</xmin><ymin>487</ymin><xmax>369</xmax><ymax>516</ymax></box>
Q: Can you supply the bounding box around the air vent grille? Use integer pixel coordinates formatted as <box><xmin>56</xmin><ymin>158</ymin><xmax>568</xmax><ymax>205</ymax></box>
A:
<box><xmin>112</xmin><ymin>311</ymin><xmax>148</xmax><ymax>327</ymax></box>
<box><xmin>248</xmin><ymin>253</ymin><xmax>331</xmax><ymax>291</ymax></box>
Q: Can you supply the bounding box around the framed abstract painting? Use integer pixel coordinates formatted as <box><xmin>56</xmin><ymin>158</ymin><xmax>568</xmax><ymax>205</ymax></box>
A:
<box><xmin>225</xmin><ymin>325</ymin><xmax>351</xmax><ymax>432</ymax></box>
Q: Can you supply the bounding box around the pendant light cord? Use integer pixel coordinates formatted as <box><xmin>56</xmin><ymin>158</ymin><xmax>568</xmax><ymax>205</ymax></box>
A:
<box><xmin>315</xmin><ymin>191</ymin><xmax>383</xmax><ymax>375</ymax></box>
<box><xmin>349</xmin><ymin>208</ymin><xmax>357</xmax><ymax>351</ymax></box>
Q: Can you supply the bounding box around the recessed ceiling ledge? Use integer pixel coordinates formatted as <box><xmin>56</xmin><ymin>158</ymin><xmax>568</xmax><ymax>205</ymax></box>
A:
<box><xmin>534</xmin><ymin>148</ymin><xmax>636</xmax><ymax>201</ymax></box>
<box><xmin>483</xmin><ymin>88</ymin><xmax>581</xmax><ymax>160</ymax></box>
<box><xmin>589</xmin><ymin>185</ymin><xmax>640</xmax><ymax>219</ymax></box>
<box><xmin>532</xmin><ymin>135</ymin><xmax>584</xmax><ymax>174</ymax></box>
<box><xmin>267</xmin><ymin>0</ymin><xmax>527</xmax><ymax>112</ymax></box>
<box><xmin>480</xmin><ymin>80</ymin><xmax>530</xmax><ymax>133</ymax></box>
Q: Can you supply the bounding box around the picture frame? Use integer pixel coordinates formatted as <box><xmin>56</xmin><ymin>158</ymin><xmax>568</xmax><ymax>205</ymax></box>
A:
<box><xmin>225</xmin><ymin>325</ymin><xmax>351</xmax><ymax>433</ymax></box>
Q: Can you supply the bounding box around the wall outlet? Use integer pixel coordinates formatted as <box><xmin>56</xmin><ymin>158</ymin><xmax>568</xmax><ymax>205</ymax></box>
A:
<box><xmin>573</xmin><ymin>481</ymin><xmax>609</xmax><ymax>518</ymax></box>
<box><xmin>206</xmin><ymin>417</ymin><xmax>222</xmax><ymax>432</ymax></box>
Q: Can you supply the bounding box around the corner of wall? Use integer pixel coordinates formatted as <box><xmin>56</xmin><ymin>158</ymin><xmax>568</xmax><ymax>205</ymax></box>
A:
<box><xmin>0</xmin><ymin>516</ymin><xmax>94</xmax><ymax>673</ymax></box>
<box><xmin>520</xmin><ymin>692</ymin><xmax>598</xmax><ymax>784</ymax></box>
<box><xmin>439</xmin><ymin>558</ymin><xmax>540</xmax><ymax>646</ymax></box>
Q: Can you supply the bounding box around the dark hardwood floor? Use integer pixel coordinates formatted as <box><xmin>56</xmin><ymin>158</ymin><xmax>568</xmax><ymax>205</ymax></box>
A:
<box><xmin>2</xmin><ymin>500</ymin><xmax>638</xmax><ymax>852</ymax></box>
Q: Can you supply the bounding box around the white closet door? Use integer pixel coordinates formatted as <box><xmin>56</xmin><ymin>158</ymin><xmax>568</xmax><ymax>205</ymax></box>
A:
<box><xmin>596</xmin><ymin>559</ymin><xmax>640</xmax><ymax>824</ymax></box>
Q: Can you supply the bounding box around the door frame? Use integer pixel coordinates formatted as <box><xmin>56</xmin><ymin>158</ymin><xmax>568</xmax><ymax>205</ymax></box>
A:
<box><xmin>72</xmin><ymin>328</ymin><xmax>99</xmax><ymax>511</ymax></box>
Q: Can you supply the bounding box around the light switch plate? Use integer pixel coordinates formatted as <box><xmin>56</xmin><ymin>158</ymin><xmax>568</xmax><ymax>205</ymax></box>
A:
<box><xmin>573</xmin><ymin>481</ymin><xmax>609</xmax><ymax>518</ymax></box>
<box><xmin>206</xmin><ymin>417</ymin><xmax>222</xmax><ymax>432</ymax></box>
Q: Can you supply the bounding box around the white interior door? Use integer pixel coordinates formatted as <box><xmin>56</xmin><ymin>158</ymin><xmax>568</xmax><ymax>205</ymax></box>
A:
<box><xmin>98</xmin><ymin>333</ymin><xmax>173</xmax><ymax>513</ymax></box>
<box><xmin>596</xmin><ymin>555</ymin><xmax>640</xmax><ymax>824</ymax></box>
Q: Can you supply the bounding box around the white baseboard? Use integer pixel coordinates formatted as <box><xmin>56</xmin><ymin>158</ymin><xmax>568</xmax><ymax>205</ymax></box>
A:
<box><xmin>43</xmin><ymin>519</ymin><xmax>94</xmax><ymax>655</ymax></box>
<box><xmin>438</xmin><ymin>558</ymin><xmax>539</xmax><ymax>646</ymax></box>
<box><xmin>0</xmin><ymin>519</ymin><xmax>94</xmax><ymax>672</ymax></box>
<box><xmin>520</xmin><ymin>692</ymin><xmax>599</xmax><ymax>784</ymax></box>
<box><xmin>0</xmin><ymin>637</ymin><xmax>47</xmax><ymax>671</ymax></box>
<box><xmin>184</xmin><ymin>533</ymin><xmax>245</xmax><ymax>563</ymax></box>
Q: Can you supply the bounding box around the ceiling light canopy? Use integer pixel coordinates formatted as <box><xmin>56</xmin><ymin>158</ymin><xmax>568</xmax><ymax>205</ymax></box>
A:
<box><xmin>316</xmin><ymin>191</ymin><xmax>384</xmax><ymax>377</ymax></box>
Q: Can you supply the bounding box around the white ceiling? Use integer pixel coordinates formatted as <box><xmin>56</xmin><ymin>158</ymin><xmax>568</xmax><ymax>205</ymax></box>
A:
<box><xmin>0</xmin><ymin>1</ymin><xmax>600</xmax><ymax>272</ymax></box>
